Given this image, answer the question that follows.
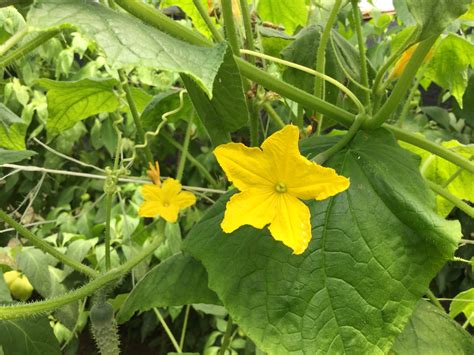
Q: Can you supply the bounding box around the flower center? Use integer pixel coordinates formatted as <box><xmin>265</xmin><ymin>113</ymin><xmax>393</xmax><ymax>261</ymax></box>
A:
<box><xmin>163</xmin><ymin>201</ymin><xmax>170</xmax><ymax>207</ymax></box>
<box><xmin>275</xmin><ymin>182</ymin><xmax>287</xmax><ymax>193</ymax></box>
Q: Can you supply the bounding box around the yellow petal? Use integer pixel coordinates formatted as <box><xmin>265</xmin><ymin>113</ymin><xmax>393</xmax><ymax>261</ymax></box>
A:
<box><xmin>141</xmin><ymin>184</ymin><xmax>162</xmax><ymax>201</ymax></box>
<box><xmin>214</xmin><ymin>143</ymin><xmax>274</xmax><ymax>190</ymax></box>
<box><xmin>221</xmin><ymin>188</ymin><xmax>277</xmax><ymax>233</ymax></box>
<box><xmin>158</xmin><ymin>205</ymin><xmax>180</xmax><ymax>223</ymax></box>
<box><xmin>287</xmin><ymin>160</ymin><xmax>350</xmax><ymax>200</ymax></box>
<box><xmin>161</xmin><ymin>178</ymin><xmax>182</xmax><ymax>200</ymax></box>
<box><xmin>261</xmin><ymin>125</ymin><xmax>301</xmax><ymax>181</ymax></box>
<box><xmin>268</xmin><ymin>194</ymin><xmax>312</xmax><ymax>255</ymax></box>
<box><xmin>138</xmin><ymin>200</ymin><xmax>163</xmax><ymax>218</ymax></box>
<box><xmin>176</xmin><ymin>191</ymin><xmax>197</xmax><ymax>208</ymax></box>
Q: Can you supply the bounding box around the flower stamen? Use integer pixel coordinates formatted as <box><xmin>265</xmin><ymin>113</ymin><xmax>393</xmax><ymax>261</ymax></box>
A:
<box><xmin>275</xmin><ymin>182</ymin><xmax>287</xmax><ymax>193</ymax></box>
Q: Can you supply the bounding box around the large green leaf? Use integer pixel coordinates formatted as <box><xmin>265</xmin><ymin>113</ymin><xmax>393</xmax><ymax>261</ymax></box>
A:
<box><xmin>257</xmin><ymin>0</ymin><xmax>307</xmax><ymax>34</ymax></box>
<box><xmin>182</xmin><ymin>47</ymin><xmax>249</xmax><ymax>145</ymax></box>
<box><xmin>422</xmin><ymin>34</ymin><xmax>474</xmax><ymax>107</ymax></box>
<box><xmin>0</xmin><ymin>317</ymin><xmax>61</xmax><ymax>355</ymax></box>
<box><xmin>404</xmin><ymin>0</ymin><xmax>471</xmax><ymax>40</ymax></box>
<box><xmin>391</xmin><ymin>300</ymin><xmax>474</xmax><ymax>354</ymax></box>
<box><xmin>28</xmin><ymin>0</ymin><xmax>226</xmax><ymax>97</ymax></box>
<box><xmin>37</xmin><ymin>78</ymin><xmax>119</xmax><ymax>135</ymax></box>
<box><xmin>184</xmin><ymin>129</ymin><xmax>461</xmax><ymax>354</ymax></box>
<box><xmin>116</xmin><ymin>253</ymin><xmax>220</xmax><ymax>324</ymax></box>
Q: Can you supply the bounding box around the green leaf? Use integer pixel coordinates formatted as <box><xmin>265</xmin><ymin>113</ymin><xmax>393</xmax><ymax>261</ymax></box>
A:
<box><xmin>405</xmin><ymin>0</ymin><xmax>471</xmax><ymax>40</ymax></box>
<box><xmin>141</xmin><ymin>92</ymin><xmax>194</xmax><ymax>131</ymax></box>
<box><xmin>0</xmin><ymin>7</ymin><xmax>26</xmax><ymax>44</ymax></box>
<box><xmin>422</xmin><ymin>34</ymin><xmax>474</xmax><ymax>107</ymax></box>
<box><xmin>182</xmin><ymin>47</ymin><xmax>249</xmax><ymax>145</ymax></box>
<box><xmin>0</xmin><ymin>103</ymin><xmax>30</xmax><ymax>150</ymax></box>
<box><xmin>116</xmin><ymin>253</ymin><xmax>220</xmax><ymax>324</ymax></box>
<box><xmin>161</xmin><ymin>0</ymin><xmax>217</xmax><ymax>38</ymax></box>
<box><xmin>28</xmin><ymin>0</ymin><xmax>227</xmax><ymax>97</ymax></box>
<box><xmin>450</xmin><ymin>288</ymin><xmax>474</xmax><ymax>327</ymax></box>
<box><xmin>256</xmin><ymin>0</ymin><xmax>307</xmax><ymax>34</ymax></box>
<box><xmin>62</xmin><ymin>238</ymin><xmax>98</xmax><ymax>280</ymax></box>
<box><xmin>400</xmin><ymin>139</ymin><xmax>473</xmax><ymax>217</ymax></box>
<box><xmin>37</xmin><ymin>78</ymin><xmax>119</xmax><ymax>135</ymax></box>
<box><xmin>0</xmin><ymin>148</ymin><xmax>36</xmax><ymax>164</ymax></box>
<box><xmin>184</xmin><ymin>129</ymin><xmax>461</xmax><ymax>354</ymax></box>
<box><xmin>0</xmin><ymin>318</ymin><xmax>61</xmax><ymax>355</ymax></box>
<box><xmin>391</xmin><ymin>300</ymin><xmax>474</xmax><ymax>354</ymax></box>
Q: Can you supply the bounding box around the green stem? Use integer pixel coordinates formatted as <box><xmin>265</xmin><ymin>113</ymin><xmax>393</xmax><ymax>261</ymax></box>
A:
<box><xmin>118</xmin><ymin>70</ymin><xmax>154</xmax><ymax>163</ymax></box>
<box><xmin>161</xmin><ymin>131</ymin><xmax>218</xmax><ymax>186</ymax></box>
<box><xmin>0</xmin><ymin>232</ymin><xmax>165</xmax><ymax>320</ymax></box>
<box><xmin>218</xmin><ymin>316</ymin><xmax>233</xmax><ymax>355</ymax></box>
<box><xmin>350</xmin><ymin>0</ymin><xmax>371</xmax><ymax>107</ymax></box>
<box><xmin>240</xmin><ymin>49</ymin><xmax>365</xmax><ymax>115</ymax></box>
<box><xmin>398</xmin><ymin>74</ymin><xmax>422</xmax><ymax>128</ymax></box>
<box><xmin>176</xmin><ymin>117</ymin><xmax>193</xmax><ymax>181</ymax></box>
<box><xmin>314</xmin><ymin>0</ymin><xmax>342</xmax><ymax>135</ymax></box>
<box><xmin>425</xmin><ymin>289</ymin><xmax>444</xmax><ymax>310</ymax></box>
<box><xmin>0</xmin><ymin>210</ymin><xmax>98</xmax><ymax>278</ymax></box>
<box><xmin>0</xmin><ymin>27</ymin><xmax>29</xmax><ymax>57</ymax></box>
<box><xmin>0</xmin><ymin>29</ymin><xmax>60</xmax><ymax>68</ymax></box>
<box><xmin>262</xmin><ymin>102</ymin><xmax>285</xmax><ymax>128</ymax></box>
<box><xmin>154</xmin><ymin>308</ymin><xmax>182</xmax><ymax>353</ymax></box>
<box><xmin>114</xmin><ymin>0</ymin><xmax>210</xmax><ymax>46</ymax></box>
<box><xmin>104</xmin><ymin>193</ymin><xmax>113</xmax><ymax>271</ymax></box>
<box><xmin>239</xmin><ymin>0</ymin><xmax>256</xmax><ymax>64</ymax></box>
<box><xmin>451</xmin><ymin>256</ymin><xmax>472</xmax><ymax>264</ymax></box>
<box><xmin>389</xmin><ymin>126</ymin><xmax>474</xmax><ymax>174</ymax></box>
<box><xmin>179</xmin><ymin>305</ymin><xmax>191</xmax><ymax>351</ymax></box>
<box><xmin>314</xmin><ymin>114</ymin><xmax>367</xmax><ymax>164</ymax></box>
<box><xmin>426</xmin><ymin>180</ymin><xmax>474</xmax><ymax>218</ymax></box>
<box><xmin>249</xmin><ymin>100</ymin><xmax>259</xmax><ymax>146</ymax></box>
<box><xmin>372</xmin><ymin>27</ymin><xmax>417</xmax><ymax>99</ymax></box>
<box><xmin>368</xmin><ymin>35</ymin><xmax>438</xmax><ymax>129</ymax></box>
<box><xmin>221</xmin><ymin>0</ymin><xmax>240</xmax><ymax>53</ymax></box>
<box><xmin>192</xmin><ymin>0</ymin><xmax>224</xmax><ymax>42</ymax></box>
<box><xmin>442</xmin><ymin>156</ymin><xmax>473</xmax><ymax>188</ymax></box>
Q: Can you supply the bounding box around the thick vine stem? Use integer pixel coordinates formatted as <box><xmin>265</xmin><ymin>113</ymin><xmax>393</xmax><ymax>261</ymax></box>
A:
<box><xmin>0</xmin><ymin>232</ymin><xmax>165</xmax><ymax>320</ymax></box>
<box><xmin>314</xmin><ymin>0</ymin><xmax>342</xmax><ymax>135</ymax></box>
<box><xmin>367</xmin><ymin>35</ymin><xmax>438</xmax><ymax>129</ymax></box>
<box><xmin>314</xmin><ymin>114</ymin><xmax>367</xmax><ymax>164</ymax></box>
<box><xmin>239</xmin><ymin>0</ymin><xmax>256</xmax><ymax>64</ymax></box>
<box><xmin>0</xmin><ymin>29</ymin><xmax>60</xmax><ymax>68</ymax></box>
<box><xmin>0</xmin><ymin>209</ymin><xmax>98</xmax><ymax>278</ymax></box>
<box><xmin>221</xmin><ymin>0</ymin><xmax>240</xmax><ymax>54</ymax></box>
<box><xmin>192</xmin><ymin>0</ymin><xmax>224</xmax><ymax>42</ymax></box>
<box><xmin>350</xmin><ymin>0</ymin><xmax>371</xmax><ymax>107</ymax></box>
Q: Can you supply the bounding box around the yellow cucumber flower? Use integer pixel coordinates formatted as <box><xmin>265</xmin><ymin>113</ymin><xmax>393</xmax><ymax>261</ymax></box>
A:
<box><xmin>138</xmin><ymin>162</ymin><xmax>196</xmax><ymax>223</ymax></box>
<box><xmin>214</xmin><ymin>125</ymin><xmax>350</xmax><ymax>255</ymax></box>
<box><xmin>389</xmin><ymin>43</ymin><xmax>434</xmax><ymax>80</ymax></box>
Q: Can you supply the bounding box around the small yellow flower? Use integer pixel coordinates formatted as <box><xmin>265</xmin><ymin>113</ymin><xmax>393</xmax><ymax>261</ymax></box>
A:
<box><xmin>138</xmin><ymin>162</ymin><xmax>196</xmax><ymax>223</ymax></box>
<box><xmin>389</xmin><ymin>43</ymin><xmax>434</xmax><ymax>80</ymax></box>
<box><xmin>214</xmin><ymin>125</ymin><xmax>350</xmax><ymax>255</ymax></box>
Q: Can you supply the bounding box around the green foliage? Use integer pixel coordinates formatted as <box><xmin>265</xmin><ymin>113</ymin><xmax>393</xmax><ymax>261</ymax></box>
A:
<box><xmin>117</xmin><ymin>253</ymin><xmax>220</xmax><ymax>323</ymax></box>
<box><xmin>28</xmin><ymin>0</ymin><xmax>227</xmax><ymax>97</ymax></box>
<box><xmin>403</xmin><ymin>0</ymin><xmax>471</xmax><ymax>40</ymax></box>
<box><xmin>38</xmin><ymin>78</ymin><xmax>119</xmax><ymax>135</ymax></box>
<box><xmin>182</xmin><ymin>47</ymin><xmax>249</xmax><ymax>145</ymax></box>
<box><xmin>184</xmin><ymin>130</ymin><xmax>461</xmax><ymax>354</ymax></box>
<box><xmin>257</xmin><ymin>0</ymin><xmax>307</xmax><ymax>34</ymax></box>
<box><xmin>423</xmin><ymin>34</ymin><xmax>474</xmax><ymax>107</ymax></box>
<box><xmin>0</xmin><ymin>102</ymin><xmax>30</xmax><ymax>150</ymax></box>
<box><xmin>450</xmin><ymin>288</ymin><xmax>474</xmax><ymax>327</ymax></box>
<box><xmin>0</xmin><ymin>149</ymin><xmax>36</xmax><ymax>164</ymax></box>
<box><xmin>392</xmin><ymin>301</ymin><xmax>474</xmax><ymax>354</ymax></box>
<box><xmin>401</xmin><ymin>139</ymin><xmax>473</xmax><ymax>217</ymax></box>
<box><xmin>0</xmin><ymin>318</ymin><xmax>61</xmax><ymax>355</ymax></box>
